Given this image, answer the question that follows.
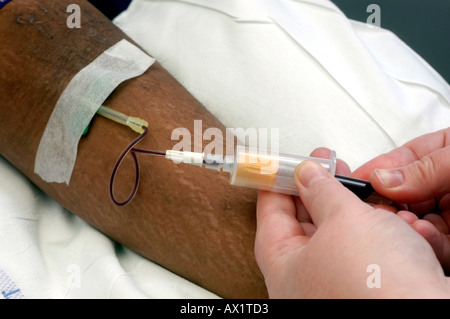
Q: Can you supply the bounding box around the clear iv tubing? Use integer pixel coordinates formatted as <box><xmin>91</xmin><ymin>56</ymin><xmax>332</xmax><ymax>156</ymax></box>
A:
<box><xmin>109</xmin><ymin>126</ymin><xmax>165</xmax><ymax>206</ymax></box>
<box><xmin>97</xmin><ymin>105</ymin><xmax>148</xmax><ymax>134</ymax></box>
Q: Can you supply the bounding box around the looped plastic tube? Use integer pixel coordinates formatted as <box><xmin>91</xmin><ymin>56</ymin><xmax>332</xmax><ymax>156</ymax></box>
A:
<box><xmin>109</xmin><ymin>127</ymin><xmax>147</xmax><ymax>206</ymax></box>
<box><xmin>109</xmin><ymin>127</ymin><xmax>166</xmax><ymax>206</ymax></box>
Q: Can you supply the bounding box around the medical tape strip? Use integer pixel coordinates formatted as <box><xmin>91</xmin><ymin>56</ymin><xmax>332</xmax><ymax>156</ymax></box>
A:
<box><xmin>34</xmin><ymin>39</ymin><xmax>155</xmax><ymax>184</ymax></box>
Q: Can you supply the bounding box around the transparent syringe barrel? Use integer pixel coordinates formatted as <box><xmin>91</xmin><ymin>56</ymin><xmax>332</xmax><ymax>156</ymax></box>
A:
<box><xmin>229</xmin><ymin>146</ymin><xmax>336</xmax><ymax>196</ymax></box>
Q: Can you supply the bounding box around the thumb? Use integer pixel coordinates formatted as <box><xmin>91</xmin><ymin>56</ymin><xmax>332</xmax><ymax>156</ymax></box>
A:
<box><xmin>370</xmin><ymin>146</ymin><xmax>450</xmax><ymax>203</ymax></box>
<box><xmin>295</xmin><ymin>160</ymin><xmax>370</xmax><ymax>227</ymax></box>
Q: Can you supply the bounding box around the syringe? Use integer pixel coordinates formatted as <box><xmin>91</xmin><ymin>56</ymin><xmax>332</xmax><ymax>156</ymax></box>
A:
<box><xmin>165</xmin><ymin>146</ymin><xmax>391</xmax><ymax>204</ymax></box>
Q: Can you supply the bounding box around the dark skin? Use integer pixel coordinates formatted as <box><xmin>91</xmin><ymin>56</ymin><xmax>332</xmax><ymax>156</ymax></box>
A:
<box><xmin>0</xmin><ymin>0</ymin><xmax>267</xmax><ymax>298</ymax></box>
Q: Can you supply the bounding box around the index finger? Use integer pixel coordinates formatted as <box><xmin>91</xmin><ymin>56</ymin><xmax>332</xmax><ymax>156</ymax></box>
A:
<box><xmin>352</xmin><ymin>128</ymin><xmax>449</xmax><ymax>180</ymax></box>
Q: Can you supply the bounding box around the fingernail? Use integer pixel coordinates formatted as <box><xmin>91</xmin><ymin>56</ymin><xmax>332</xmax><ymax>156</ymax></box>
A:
<box><xmin>295</xmin><ymin>160</ymin><xmax>330</xmax><ymax>188</ymax></box>
<box><xmin>374</xmin><ymin>168</ymin><xmax>404</xmax><ymax>188</ymax></box>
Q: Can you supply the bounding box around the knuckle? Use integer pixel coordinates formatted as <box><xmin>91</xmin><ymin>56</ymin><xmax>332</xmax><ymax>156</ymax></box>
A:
<box><xmin>410</xmin><ymin>155</ymin><xmax>437</xmax><ymax>184</ymax></box>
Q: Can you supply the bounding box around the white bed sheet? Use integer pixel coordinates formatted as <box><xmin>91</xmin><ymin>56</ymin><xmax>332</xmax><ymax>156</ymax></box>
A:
<box><xmin>0</xmin><ymin>156</ymin><xmax>218</xmax><ymax>299</ymax></box>
<box><xmin>1</xmin><ymin>0</ymin><xmax>449</xmax><ymax>299</ymax></box>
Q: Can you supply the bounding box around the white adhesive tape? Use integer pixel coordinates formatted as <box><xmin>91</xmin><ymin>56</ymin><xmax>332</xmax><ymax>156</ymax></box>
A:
<box><xmin>34</xmin><ymin>39</ymin><xmax>155</xmax><ymax>184</ymax></box>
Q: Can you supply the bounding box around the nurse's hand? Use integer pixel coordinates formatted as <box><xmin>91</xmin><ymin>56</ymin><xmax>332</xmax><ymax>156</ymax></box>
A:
<box><xmin>352</xmin><ymin>128</ymin><xmax>450</xmax><ymax>270</ymax></box>
<box><xmin>255</xmin><ymin>157</ymin><xmax>450</xmax><ymax>298</ymax></box>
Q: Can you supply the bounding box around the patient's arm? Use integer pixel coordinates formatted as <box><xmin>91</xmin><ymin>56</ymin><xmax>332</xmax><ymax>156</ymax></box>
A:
<box><xmin>0</xmin><ymin>0</ymin><xmax>266</xmax><ymax>298</ymax></box>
